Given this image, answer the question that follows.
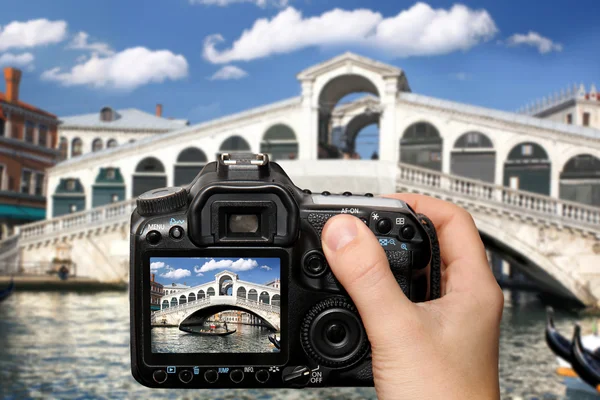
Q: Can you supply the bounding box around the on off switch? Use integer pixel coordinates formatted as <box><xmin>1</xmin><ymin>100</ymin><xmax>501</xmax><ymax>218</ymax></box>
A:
<box><xmin>376</xmin><ymin>218</ymin><xmax>392</xmax><ymax>234</ymax></box>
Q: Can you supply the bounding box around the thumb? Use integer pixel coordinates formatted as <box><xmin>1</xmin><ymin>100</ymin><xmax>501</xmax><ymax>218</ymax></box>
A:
<box><xmin>321</xmin><ymin>214</ymin><xmax>415</xmax><ymax>344</ymax></box>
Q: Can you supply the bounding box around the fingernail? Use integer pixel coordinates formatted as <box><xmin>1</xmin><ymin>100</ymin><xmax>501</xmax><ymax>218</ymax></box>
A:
<box><xmin>324</xmin><ymin>217</ymin><xmax>358</xmax><ymax>251</ymax></box>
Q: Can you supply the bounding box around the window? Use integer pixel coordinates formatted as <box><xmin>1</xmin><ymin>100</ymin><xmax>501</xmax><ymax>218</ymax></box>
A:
<box><xmin>0</xmin><ymin>119</ymin><xmax>5</xmax><ymax>137</ymax></box>
<box><xmin>66</xmin><ymin>179</ymin><xmax>75</xmax><ymax>191</ymax></box>
<box><xmin>416</xmin><ymin>123</ymin><xmax>427</xmax><ymax>134</ymax></box>
<box><xmin>92</xmin><ymin>138</ymin><xmax>103</xmax><ymax>152</ymax></box>
<box><xmin>467</xmin><ymin>132</ymin><xmax>480</xmax><ymax>144</ymax></box>
<box><xmin>12</xmin><ymin>123</ymin><xmax>20</xmax><ymax>139</ymax></box>
<box><xmin>21</xmin><ymin>170</ymin><xmax>32</xmax><ymax>194</ymax></box>
<box><xmin>38</xmin><ymin>125</ymin><xmax>48</xmax><ymax>147</ymax></box>
<box><xmin>0</xmin><ymin>165</ymin><xmax>4</xmax><ymax>190</ymax></box>
<box><xmin>72</xmin><ymin>138</ymin><xmax>83</xmax><ymax>157</ymax></box>
<box><xmin>59</xmin><ymin>137</ymin><xmax>68</xmax><ymax>160</ymax></box>
<box><xmin>583</xmin><ymin>112</ymin><xmax>591</xmax><ymax>127</ymax></box>
<box><xmin>107</xmin><ymin>139</ymin><xmax>118</xmax><ymax>148</ymax></box>
<box><xmin>566</xmin><ymin>114</ymin><xmax>573</xmax><ymax>124</ymax></box>
<box><xmin>521</xmin><ymin>144</ymin><xmax>533</xmax><ymax>156</ymax></box>
<box><xmin>34</xmin><ymin>173</ymin><xmax>44</xmax><ymax>196</ymax></box>
<box><xmin>25</xmin><ymin>121</ymin><xmax>35</xmax><ymax>143</ymax></box>
<box><xmin>106</xmin><ymin>168</ymin><xmax>115</xmax><ymax>180</ymax></box>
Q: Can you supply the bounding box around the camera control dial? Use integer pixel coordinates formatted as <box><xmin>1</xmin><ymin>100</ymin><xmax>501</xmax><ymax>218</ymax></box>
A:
<box><xmin>136</xmin><ymin>187</ymin><xmax>187</xmax><ymax>216</ymax></box>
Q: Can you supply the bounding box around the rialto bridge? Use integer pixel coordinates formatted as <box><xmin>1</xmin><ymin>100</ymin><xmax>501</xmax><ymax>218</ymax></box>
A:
<box><xmin>151</xmin><ymin>270</ymin><xmax>280</xmax><ymax>330</ymax></box>
<box><xmin>1</xmin><ymin>52</ymin><xmax>600</xmax><ymax>307</ymax></box>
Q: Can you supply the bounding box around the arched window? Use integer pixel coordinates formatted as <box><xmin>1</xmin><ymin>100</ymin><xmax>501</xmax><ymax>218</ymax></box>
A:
<box><xmin>198</xmin><ymin>290</ymin><xmax>205</xmax><ymax>299</ymax></box>
<box><xmin>132</xmin><ymin>157</ymin><xmax>167</xmax><ymax>197</ymax></box>
<box><xmin>399</xmin><ymin>122</ymin><xmax>442</xmax><ymax>171</ymax></box>
<box><xmin>504</xmin><ymin>142</ymin><xmax>551</xmax><ymax>195</ymax></box>
<box><xmin>188</xmin><ymin>292</ymin><xmax>196</xmax><ymax>302</ymax></box>
<box><xmin>179</xmin><ymin>294</ymin><xmax>187</xmax><ymax>305</ymax></box>
<box><xmin>92</xmin><ymin>167</ymin><xmax>125</xmax><ymax>207</ymax></box>
<box><xmin>107</xmin><ymin>139</ymin><xmax>118</xmax><ymax>148</ymax></box>
<box><xmin>92</xmin><ymin>138</ymin><xmax>103</xmax><ymax>152</ymax></box>
<box><xmin>52</xmin><ymin>178</ymin><xmax>85</xmax><ymax>217</ymax></box>
<box><xmin>271</xmin><ymin>294</ymin><xmax>280</xmax><ymax>306</ymax></box>
<box><xmin>174</xmin><ymin>147</ymin><xmax>208</xmax><ymax>186</ymax></box>
<box><xmin>170</xmin><ymin>297</ymin><xmax>178</xmax><ymax>307</ymax></box>
<box><xmin>560</xmin><ymin>154</ymin><xmax>600</xmax><ymax>206</ymax></box>
<box><xmin>259</xmin><ymin>291</ymin><xmax>270</xmax><ymax>304</ymax></box>
<box><xmin>237</xmin><ymin>286</ymin><xmax>247</xmax><ymax>298</ymax></box>
<box><xmin>451</xmin><ymin>131</ymin><xmax>495</xmax><ymax>183</ymax></box>
<box><xmin>248</xmin><ymin>289</ymin><xmax>258</xmax><ymax>301</ymax></box>
<box><xmin>59</xmin><ymin>137</ymin><xmax>68</xmax><ymax>160</ymax></box>
<box><xmin>162</xmin><ymin>299</ymin><xmax>169</xmax><ymax>309</ymax></box>
<box><xmin>71</xmin><ymin>138</ymin><xmax>83</xmax><ymax>157</ymax></box>
<box><xmin>219</xmin><ymin>135</ymin><xmax>251</xmax><ymax>153</ymax></box>
<box><xmin>260</xmin><ymin>124</ymin><xmax>298</xmax><ymax>161</ymax></box>
<box><xmin>207</xmin><ymin>287</ymin><xmax>215</xmax><ymax>297</ymax></box>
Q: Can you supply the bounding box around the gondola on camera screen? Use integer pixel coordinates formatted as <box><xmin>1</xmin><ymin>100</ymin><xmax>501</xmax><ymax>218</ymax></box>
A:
<box><xmin>149</xmin><ymin>257</ymin><xmax>281</xmax><ymax>354</ymax></box>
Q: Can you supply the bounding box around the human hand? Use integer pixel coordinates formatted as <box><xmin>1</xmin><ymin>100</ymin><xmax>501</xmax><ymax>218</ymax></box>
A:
<box><xmin>321</xmin><ymin>193</ymin><xmax>503</xmax><ymax>400</ymax></box>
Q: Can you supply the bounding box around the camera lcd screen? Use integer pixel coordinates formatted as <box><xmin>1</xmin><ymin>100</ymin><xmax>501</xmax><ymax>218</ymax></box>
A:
<box><xmin>149</xmin><ymin>257</ymin><xmax>281</xmax><ymax>354</ymax></box>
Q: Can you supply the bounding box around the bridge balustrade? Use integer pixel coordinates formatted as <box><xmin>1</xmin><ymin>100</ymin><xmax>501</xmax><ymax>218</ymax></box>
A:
<box><xmin>397</xmin><ymin>162</ymin><xmax>600</xmax><ymax>230</ymax></box>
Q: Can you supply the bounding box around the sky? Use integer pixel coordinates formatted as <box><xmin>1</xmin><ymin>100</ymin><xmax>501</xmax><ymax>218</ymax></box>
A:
<box><xmin>1</xmin><ymin>0</ymin><xmax>599</xmax><ymax>138</ymax></box>
<box><xmin>150</xmin><ymin>257</ymin><xmax>280</xmax><ymax>287</ymax></box>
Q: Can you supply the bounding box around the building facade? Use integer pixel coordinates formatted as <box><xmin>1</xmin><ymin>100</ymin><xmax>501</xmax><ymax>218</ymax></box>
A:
<box><xmin>163</xmin><ymin>282</ymin><xmax>190</xmax><ymax>296</ymax></box>
<box><xmin>150</xmin><ymin>273</ymin><xmax>164</xmax><ymax>311</ymax></box>
<box><xmin>44</xmin><ymin>53</ymin><xmax>600</xmax><ymax>221</ymax></box>
<box><xmin>0</xmin><ymin>67</ymin><xmax>60</xmax><ymax>239</ymax></box>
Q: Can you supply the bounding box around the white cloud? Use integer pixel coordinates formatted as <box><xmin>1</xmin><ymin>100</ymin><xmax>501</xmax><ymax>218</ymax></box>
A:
<box><xmin>260</xmin><ymin>265</ymin><xmax>272</xmax><ymax>271</ymax></box>
<box><xmin>0</xmin><ymin>52</ymin><xmax>34</xmax><ymax>68</ymax></box>
<box><xmin>0</xmin><ymin>19</ymin><xmax>67</xmax><ymax>52</ymax></box>
<box><xmin>67</xmin><ymin>31</ymin><xmax>114</xmax><ymax>56</ymax></box>
<box><xmin>41</xmin><ymin>47</ymin><xmax>188</xmax><ymax>90</ymax></box>
<box><xmin>193</xmin><ymin>265</ymin><xmax>205</xmax><ymax>276</ymax></box>
<box><xmin>209</xmin><ymin>65</ymin><xmax>248</xmax><ymax>80</ymax></box>
<box><xmin>197</xmin><ymin>258</ymin><xmax>258</xmax><ymax>273</ymax></box>
<box><xmin>160</xmin><ymin>268</ymin><xmax>191</xmax><ymax>280</ymax></box>
<box><xmin>505</xmin><ymin>31</ymin><xmax>563</xmax><ymax>54</ymax></box>
<box><xmin>150</xmin><ymin>261</ymin><xmax>165</xmax><ymax>271</ymax></box>
<box><xmin>203</xmin><ymin>3</ymin><xmax>498</xmax><ymax>64</ymax></box>
<box><xmin>190</xmin><ymin>0</ymin><xmax>289</xmax><ymax>8</ymax></box>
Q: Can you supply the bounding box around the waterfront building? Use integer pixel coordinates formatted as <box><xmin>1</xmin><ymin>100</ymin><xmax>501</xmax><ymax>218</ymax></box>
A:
<box><xmin>57</xmin><ymin>105</ymin><xmax>188</xmax><ymax>161</ymax></box>
<box><xmin>265</xmin><ymin>279</ymin><xmax>281</xmax><ymax>289</ymax></box>
<box><xmin>163</xmin><ymin>282</ymin><xmax>190</xmax><ymax>296</ymax></box>
<box><xmin>150</xmin><ymin>273</ymin><xmax>164</xmax><ymax>311</ymax></box>
<box><xmin>0</xmin><ymin>67</ymin><xmax>60</xmax><ymax>239</ymax></box>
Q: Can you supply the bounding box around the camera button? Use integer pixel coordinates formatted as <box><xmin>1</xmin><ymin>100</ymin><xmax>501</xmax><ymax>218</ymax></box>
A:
<box><xmin>376</xmin><ymin>218</ymin><xmax>392</xmax><ymax>234</ymax></box>
<box><xmin>401</xmin><ymin>225</ymin><xmax>416</xmax><ymax>240</ymax></box>
<box><xmin>204</xmin><ymin>369</ymin><xmax>218</xmax><ymax>383</ymax></box>
<box><xmin>230</xmin><ymin>369</ymin><xmax>244</xmax><ymax>383</ymax></box>
<box><xmin>302</xmin><ymin>250</ymin><xmax>328</xmax><ymax>277</ymax></box>
<box><xmin>152</xmin><ymin>369</ymin><xmax>168</xmax><ymax>384</ymax></box>
<box><xmin>178</xmin><ymin>369</ymin><xmax>193</xmax><ymax>384</ymax></box>
<box><xmin>146</xmin><ymin>230</ymin><xmax>161</xmax><ymax>245</ymax></box>
<box><xmin>169</xmin><ymin>226</ymin><xmax>184</xmax><ymax>240</ymax></box>
<box><xmin>255</xmin><ymin>369</ymin><xmax>270</xmax><ymax>383</ymax></box>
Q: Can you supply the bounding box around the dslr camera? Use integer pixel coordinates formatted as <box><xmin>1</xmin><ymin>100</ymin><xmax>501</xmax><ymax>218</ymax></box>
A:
<box><xmin>130</xmin><ymin>153</ymin><xmax>441</xmax><ymax>388</ymax></box>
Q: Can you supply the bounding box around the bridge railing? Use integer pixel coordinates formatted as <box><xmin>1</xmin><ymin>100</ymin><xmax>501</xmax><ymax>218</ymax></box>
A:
<box><xmin>397</xmin><ymin>162</ymin><xmax>600</xmax><ymax>230</ymax></box>
<box><xmin>18</xmin><ymin>199</ymin><xmax>137</xmax><ymax>242</ymax></box>
<box><xmin>152</xmin><ymin>295</ymin><xmax>281</xmax><ymax>319</ymax></box>
<box><xmin>236</xmin><ymin>296</ymin><xmax>280</xmax><ymax>313</ymax></box>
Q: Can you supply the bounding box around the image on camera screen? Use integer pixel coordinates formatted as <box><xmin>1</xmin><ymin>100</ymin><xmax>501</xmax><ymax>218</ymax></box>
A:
<box><xmin>150</xmin><ymin>257</ymin><xmax>281</xmax><ymax>354</ymax></box>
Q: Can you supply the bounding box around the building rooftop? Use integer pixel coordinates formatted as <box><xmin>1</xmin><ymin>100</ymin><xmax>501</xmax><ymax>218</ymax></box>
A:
<box><xmin>59</xmin><ymin>108</ymin><xmax>189</xmax><ymax>131</ymax></box>
<box><xmin>0</xmin><ymin>92</ymin><xmax>58</xmax><ymax>119</ymax></box>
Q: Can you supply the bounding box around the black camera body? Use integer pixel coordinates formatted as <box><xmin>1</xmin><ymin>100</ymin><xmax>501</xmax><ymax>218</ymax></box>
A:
<box><xmin>130</xmin><ymin>153</ymin><xmax>440</xmax><ymax>389</ymax></box>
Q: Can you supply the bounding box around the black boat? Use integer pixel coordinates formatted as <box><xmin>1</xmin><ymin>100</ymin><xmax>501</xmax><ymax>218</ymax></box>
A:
<box><xmin>0</xmin><ymin>279</ymin><xmax>14</xmax><ymax>302</ymax></box>
<box><xmin>268</xmin><ymin>334</ymin><xmax>280</xmax><ymax>349</ymax></box>
<box><xmin>179</xmin><ymin>326</ymin><xmax>237</xmax><ymax>336</ymax></box>
<box><xmin>571</xmin><ymin>324</ymin><xmax>600</xmax><ymax>389</ymax></box>
<box><xmin>545</xmin><ymin>306</ymin><xmax>573</xmax><ymax>362</ymax></box>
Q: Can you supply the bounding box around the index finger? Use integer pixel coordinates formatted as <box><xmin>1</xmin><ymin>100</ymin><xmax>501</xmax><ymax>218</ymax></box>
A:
<box><xmin>383</xmin><ymin>193</ymin><xmax>493</xmax><ymax>291</ymax></box>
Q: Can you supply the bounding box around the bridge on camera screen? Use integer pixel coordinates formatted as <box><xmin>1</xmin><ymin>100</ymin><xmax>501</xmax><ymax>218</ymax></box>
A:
<box><xmin>151</xmin><ymin>270</ymin><xmax>281</xmax><ymax>330</ymax></box>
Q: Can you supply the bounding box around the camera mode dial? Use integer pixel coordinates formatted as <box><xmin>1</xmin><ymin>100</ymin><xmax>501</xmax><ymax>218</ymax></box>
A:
<box><xmin>301</xmin><ymin>297</ymin><xmax>369</xmax><ymax>369</ymax></box>
<box><xmin>136</xmin><ymin>187</ymin><xmax>187</xmax><ymax>216</ymax></box>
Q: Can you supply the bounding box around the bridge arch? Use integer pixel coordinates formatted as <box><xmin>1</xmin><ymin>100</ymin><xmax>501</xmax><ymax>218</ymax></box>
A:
<box><xmin>219</xmin><ymin>274</ymin><xmax>234</xmax><ymax>296</ymax></box>
<box><xmin>170</xmin><ymin>297</ymin><xmax>178</xmax><ymax>307</ymax></box>
<box><xmin>219</xmin><ymin>135</ymin><xmax>251</xmax><ymax>158</ymax></box>
<box><xmin>345</xmin><ymin>111</ymin><xmax>380</xmax><ymax>159</ymax></box>
<box><xmin>248</xmin><ymin>289</ymin><xmax>258</xmax><ymax>301</ymax></box>
<box><xmin>162</xmin><ymin>299</ymin><xmax>169</xmax><ymax>309</ymax></box>
<box><xmin>237</xmin><ymin>286</ymin><xmax>247</xmax><ymax>298</ymax></box>
<box><xmin>272</xmin><ymin>294</ymin><xmax>280</xmax><ymax>306</ymax></box>
<box><xmin>504</xmin><ymin>142</ymin><xmax>551</xmax><ymax>195</ymax></box>
<box><xmin>188</xmin><ymin>292</ymin><xmax>196</xmax><ymax>302</ymax></box>
<box><xmin>179</xmin><ymin>294</ymin><xmax>187</xmax><ymax>304</ymax></box>
<box><xmin>198</xmin><ymin>289</ymin><xmax>205</xmax><ymax>299</ymax></box>
<box><xmin>259</xmin><ymin>291</ymin><xmax>270</xmax><ymax>304</ymax></box>
<box><xmin>451</xmin><ymin>131</ymin><xmax>496</xmax><ymax>183</ymax></box>
<box><xmin>175</xmin><ymin>147</ymin><xmax>207</xmax><ymax>186</ymax></box>
<box><xmin>207</xmin><ymin>287</ymin><xmax>215</xmax><ymax>297</ymax></box>
<box><xmin>260</xmin><ymin>124</ymin><xmax>298</xmax><ymax>161</ymax></box>
<box><xmin>132</xmin><ymin>157</ymin><xmax>167</xmax><ymax>198</ymax></box>
<box><xmin>400</xmin><ymin>122</ymin><xmax>442</xmax><ymax>171</ymax></box>
<box><xmin>559</xmin><ymin>153</ymin><xmax>600</xmax><ymax>206</ymax></box>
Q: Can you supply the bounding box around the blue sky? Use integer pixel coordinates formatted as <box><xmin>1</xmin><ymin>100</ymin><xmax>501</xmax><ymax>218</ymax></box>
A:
<box><xmin>150</xmin><ymin>257</ymin><xmax>280</xmax><ymax>287</ymax></box>
<box><xmin>1</xmin><ymin>0</ymin><xmax>599</xmax><ymax>134</ymax></box>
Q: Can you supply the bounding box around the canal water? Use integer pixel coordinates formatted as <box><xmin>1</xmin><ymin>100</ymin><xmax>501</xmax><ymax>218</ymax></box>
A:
<box><xmin>152</xmin><ymin>324</ymin><xmax>277</xmax><ymax>353</ymax></box>
<box><xmin>0</xmin><ymin>291</ymin><xmax>599</xmax><ymax>399</ymax></box>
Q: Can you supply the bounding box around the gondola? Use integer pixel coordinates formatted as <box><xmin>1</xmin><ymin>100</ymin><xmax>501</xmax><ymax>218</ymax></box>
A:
<box><xmin>0</xmin><ymin>279</ymin><xmax>14</xmax><ymax>302</ymax></box>
<box><xmin>571</xmin><ymin>324</ymin><xmax>600</xmax><ymax>389</ymax></box>
<box><xmin>268</xmin><ymin>334</ymin><xmax>280</xmax><ymax>350</ymax></box>
<box><xmin>179</xmin><ymin>326</ymin><xmax>236</xmax><ymax>336</ymax></box>
<box><xmin>545</xmin><ymin>306</ymin><xmax>572</xmax><ymax>363</ymax></box>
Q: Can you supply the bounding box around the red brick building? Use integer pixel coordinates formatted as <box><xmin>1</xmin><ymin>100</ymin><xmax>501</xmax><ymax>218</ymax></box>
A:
<box><xmin>0</xmin><ymin>67</ymin><xmax>60</xmax><ymax>239</ymax></box>
<box><xmin>150</xmin><ymin>273</ymin><xmax>164</xmax><ymax>311</ymax></box>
